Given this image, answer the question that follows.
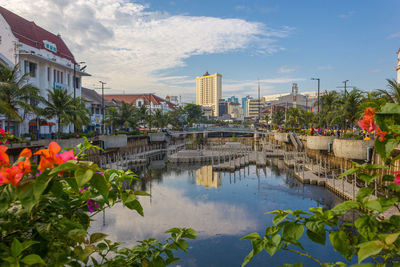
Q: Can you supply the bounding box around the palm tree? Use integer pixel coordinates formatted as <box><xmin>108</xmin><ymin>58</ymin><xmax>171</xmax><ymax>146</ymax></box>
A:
<box><xmin>285</xmin><ymin>107</ymin><xmax>304</xmax><ymax>128</ymax></box>
<box><xmin>104</xmin><ymin>106</ymin><xmax>121</xmax><ymax>132</ymax></box>
<box><xmin>154</xmin><ymin>109</ymin><xmax>167</xmax><ymax>128</ymax></box>
<box><xmin>318</xmin><ymin>90</ymin><xmax>339</xmax><ymax>128</ymax></box>
<box><xmin>71</xmin><ymin>97</ymin><xmax>90</xmax><ymax>132</ymax></box>
<box><xmin>335</xmin><ymin>89</ymin><xmax>364</xmax><ymax>130</ymax></box>
<box><xmin>41</xmin><ymin>88</ymin><xmax>75</xmax><ymax>138</ymax></box>
<box><xmin>272</xmin><ymin>109</ymin><xmax>285</xmax><ymax>126</ymax></box>
<box><xmin>0</xmin><ymin>63</ymin><xmax>40</xmax><ymax>133</ymax></box>
<box><xmin>378</xmin><ymin>79</ymin><xmax>400</xmax><ymax>104</ymax></box>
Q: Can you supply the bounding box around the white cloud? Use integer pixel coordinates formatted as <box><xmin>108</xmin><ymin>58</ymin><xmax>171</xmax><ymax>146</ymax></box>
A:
<box><xmin>369</xmin><ymin>68</ymin><xmax>381</xmax><ymax>73</ymax></box>
<box><xmin>90</xmin><ymin>184</ymin><xmax>258</xmax><ymax>244</ymax></box>
<box><xmin>277</xmin><ymin>66</ymin><xmax>296</xmax><ymax>73</ymax></box>
<box><xmin>339</xmin><ymin>11</ymin><xmax>354</xmax><ymax>19</ymax></box>
<box><xmin>388</xmin><ymin>32</ymin><xmax>400</xmax><ymax>39</ymax></box>
<box><xmin>1</xmin><ymin>0</ymin><xmax>291</xmax><ymax>98</ymax></box>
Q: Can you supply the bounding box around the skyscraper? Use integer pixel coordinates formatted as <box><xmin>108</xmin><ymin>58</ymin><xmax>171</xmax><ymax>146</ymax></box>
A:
<box><xmin>196</xmin><ymin>72</ymin><xmax>222</xmax><ymax>117</ymax></box>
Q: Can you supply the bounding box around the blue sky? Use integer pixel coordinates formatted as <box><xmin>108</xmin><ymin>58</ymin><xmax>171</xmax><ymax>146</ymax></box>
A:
<box><xmin>2</xmin><ymin>0</ymin><xmax>399</xmax><ymax>102</ymax></box>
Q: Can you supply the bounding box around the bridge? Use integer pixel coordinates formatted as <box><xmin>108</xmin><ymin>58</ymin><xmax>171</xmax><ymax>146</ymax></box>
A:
<box><xmin>168</xmin><ymin>127</ymin><xmax>268</xmax><ymax>138</ymax></box>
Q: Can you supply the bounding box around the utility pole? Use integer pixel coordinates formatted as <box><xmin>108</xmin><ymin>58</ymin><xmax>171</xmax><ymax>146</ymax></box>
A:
<box><xmin>99</xmin><ymin>81</ymin><xmax>106</xmax><ymax>135</ymax></box>
<box><xmin>336</xmin><ymin>80</ymin><xmax>356</xmax><ymax>96</ymax></box>
<box><xmin>311</xmin><ymin>78</ymin><xmax>320</xmax><ymax>112</ymax></box>
<box><xmin>258</xmin><ymin>79</ymin><xmax>261</xmax><ymax>122</ymax></box>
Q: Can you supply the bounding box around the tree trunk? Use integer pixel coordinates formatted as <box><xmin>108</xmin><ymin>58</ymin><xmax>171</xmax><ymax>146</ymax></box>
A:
<box><xmin>57</xmin><ymin>117</ymin><xmax>61</xmax><ymax>140</ymax></box>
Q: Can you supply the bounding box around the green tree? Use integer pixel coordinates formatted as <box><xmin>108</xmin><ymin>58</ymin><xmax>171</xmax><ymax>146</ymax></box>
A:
<box><xmin>334</xmin><ymin>89</ymin><xmax>363</xmax><ymax>130</ymax></box>
<box><xmin>378</xmin><ymin>78</ymin><xmax>400</xmax><ymax>104</ymax></box>
<box><xmin>154</xmin><ymin>109</ymin><xmax>167</xmax><ymax>128</ymax></box>
<box><xmin>272</xmin><ymin>109</ymin><xmax>285</xmax><ymax>126</ymax></box>
<box><xmin>42</xmin><ymin>88</ymin><xmax>76</xmax><ymax>138</ymax></box>
<box><xmin>0</xmin><ymin>63</ymin><xmax>40</xmax><ymax>133</ymax></box>
<box><xmin>285</xmin><ymin>107</ymin><xmax>304</xmax><ymax>128</ymax></box>
<box><xmin>318</xmin><ymin>90</ymin><xmax>339</xmax><ymax>128</ymax></box>
<box><xmin>184</xmin><ymin>104</ymin><xmax>203</xmax><ymax>125</ymax></box>
<box><xmin>71</xmin><ymin>97</ymin><xmax>90</xmax><ymax>132</ymax></box>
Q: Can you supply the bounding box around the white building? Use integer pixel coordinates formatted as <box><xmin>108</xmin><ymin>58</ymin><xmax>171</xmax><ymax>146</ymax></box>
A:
<box><xmin>0</xmin><ymin>6</ymin><xmax>89</xmax><ymax>137</ymax></box>
<box><xmin>103</xmin><ymin>93</ymin><xmax>176</xmax><ymax>114</ymax></box>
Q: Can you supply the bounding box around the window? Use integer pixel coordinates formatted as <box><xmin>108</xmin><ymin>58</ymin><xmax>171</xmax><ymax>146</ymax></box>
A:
<box><xmin>67</xmin><ymin>74</ymin><xmax>70</xmax><ymax>86</ymax></box>
<box><xmin>47</xmin><ymin>67</ymin><xmax>50</xmax><ymax>82</ymax></box>
<box><xmin>53</xmin><ymin>69</ymin><xmax>56</xmax><ymax>83</ymax></box>
<box><xmin>74</xmin><ymin>77</ymin><xmax>80</xmax><ymax>89</ymax></box>
<box><xmin>24</xmin><ymin>61</ymin><xmax>37</xmax><ymax>77</ymax></box>
<box><xmin>57</xmin><ymin>71</ymin><xmax>60</xmax><ymax>83</ymax></box>
<box><xmin>60</xmin><ymin>72</ymin><xmax>63</xmax><ymax>84</ymax></box>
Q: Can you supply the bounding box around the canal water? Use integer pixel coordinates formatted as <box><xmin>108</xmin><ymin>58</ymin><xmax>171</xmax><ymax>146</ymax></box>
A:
<box><xmin>91</xmin><ymin>159</ymin><xmax>353</xmax><ymax>266</ymax></box>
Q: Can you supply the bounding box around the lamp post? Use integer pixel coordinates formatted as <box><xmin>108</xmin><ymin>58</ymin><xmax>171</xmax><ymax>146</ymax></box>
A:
<box><xmin>73</xmin><ymin>61</ymin><xmax>85</xmax><ymax>99</ymax></box>
<box><xmin>99</xmin><ymin>81</ymin><xmax>106</xmax><ymax>135</ymax></box>
<box><xmin>311</xmin><ymin>78</ymin><xmax>320</xmax><ymax>112</ymax></box>
<box><xmin>343</xmin><ymin>80</ymin><xmax>349</xmax><ymax>96</ymax></box>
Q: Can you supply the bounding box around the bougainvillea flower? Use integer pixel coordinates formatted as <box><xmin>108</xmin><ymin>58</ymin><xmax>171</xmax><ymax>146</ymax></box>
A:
<box><xmin>376</xmin><ymin>127</ymin><xmax>388</xmax><ymax>142</ymax></box>
<box><xmin>58</xmin><ymin>150</ymin><xmax>77</xmax><ymax>162</ymax></box>
<box><xmin>18</xmin><ymin>159</ymin><xmax>31</xmax><ymax>175</ymax></box>
<box><xmin>87</xmin><ymin>199</ymin><xmax>100</xmax><ymax>213</ymax></box>
<box><xmin>364</xmin><ymin>107</ymin><xmax>375</xmax><ymax>118</ymax></box>
<box><xmin>0</xmin><ymin>145</ymin><xmax>9</xmax><ymax>167</ymax></box>
<box><xmin>0</xmin><ymin>166</ymin><xmax>23</xmax><ymax>186</ymax></box>
<box><xmin>394</xmin><ymin>171</ymin><xmax>400</xmax><ymax>186</ymax></box>
<box><xmin>357</xmin><ymin>116</ymin><xmax>376</xmax><ymax>132</ymax></box>
<box><xmin>34</xmin><ymin>142</ymin><xmax>64</xmax><ymax>172</ymax></box>
<box><xmin>18</xmin><ymin>148</ymin><xmax>32</xmax><ymax>159</ymax></box>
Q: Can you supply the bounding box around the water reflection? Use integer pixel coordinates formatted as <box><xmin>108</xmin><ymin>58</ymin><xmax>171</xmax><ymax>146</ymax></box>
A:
<box><xmin>91</xmin><ymin>160</ymin><xmax>348</xmax><ymax>266</ymax></box>
<box><xmin>196</xmin><ymin>166</ymin><xmax>221</xmax><ymax>188</ymax></box>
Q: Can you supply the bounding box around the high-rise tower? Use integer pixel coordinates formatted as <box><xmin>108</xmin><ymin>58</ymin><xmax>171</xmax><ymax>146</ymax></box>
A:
<box><xmin>196</xmin><ymin>72</ymin><xmax>222</xmax><ymax>117</ymax></box>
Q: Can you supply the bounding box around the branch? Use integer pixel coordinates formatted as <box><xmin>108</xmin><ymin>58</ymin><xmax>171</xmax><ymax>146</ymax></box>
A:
<box><xmin>283</xmin><ymin>248</ymin><xmax>325</xmax><ymax>266</ymax></box>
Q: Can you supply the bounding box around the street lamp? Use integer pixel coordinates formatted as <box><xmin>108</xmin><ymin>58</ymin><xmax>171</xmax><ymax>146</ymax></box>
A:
<box><xmin>99</xmin><ymin>81</ymin><xmax>106</xmax><ymax>135</ymax></box>
<box><xmin>73</xmin><ymin>61</ymin><xmax>85</xmax><ymax>99</ymax></box>
<box><xmin>343</xmin><ymin>80</ymin><xmax>349</xmax><ymax>96</ymax></box>
<box><xmin>311</xmin><ymin>78</ymin><xmax>320</xmax><ymax>112</ymax></box>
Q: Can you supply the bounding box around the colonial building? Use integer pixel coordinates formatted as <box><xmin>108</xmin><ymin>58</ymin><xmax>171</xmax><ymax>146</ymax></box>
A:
<box><xmin>103</xmin><ymin>93</ymin><xmax>176</xmax><ymax>114</ymax></box>
<box><xmin>396</xmin><ymin>48</ymin><xmax>400</xmax><ymax>83</ymax></box>
<box><xmin>0</xmin><ymin>6</ymin><xmax>89</xmax><ymax>136</ymax></box>
<box><xmin>196</xmin><ymin>72</ymin><xmax>222</xmax><ymax>117</ymax></box>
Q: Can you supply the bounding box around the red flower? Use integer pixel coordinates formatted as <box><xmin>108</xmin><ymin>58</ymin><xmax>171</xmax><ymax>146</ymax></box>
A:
<box><xmin>364</xmin><ymin>107</ymin><xmax>375</xmax><ymax>118</ymax></box>
<box><xmin>0</xmin><ymin>145</ymin><xmax>9</xmax><ymax>167</ymax></box>
<box><xmin>357</xmin><ymin>116</ymin><xmax>376</xmax><ymax>132</ymax></box>
<box><xmin>376</xmin><ymin>127</ymin><xmax>387</xmax><ymax>142</ymax></box>
<box><xmin>17</xmin><ymin>159</ymin><xmax>31</xmax><ymax>175</ymax></box>
<box><xmin>58</xmin><ymin>150</ymin><xmax>77</xmax><ymax>162</ymax></box>
<box><xmin>34</xmin><ymin>142</ymin><xmax>63</xmax><ymax>172</ymax></box>
<box><xmin>394</xmin><ymin>171</ymin><xmax>400</xmax><ymax>186</ymax></box>
<box><xmin>0</xmin><ymin>166</ymin><xmax>23</xmax><ymax>186</ymax></box>
<box><xmin>18</xmin><ymin>148</ymin><xmax>32</xmax><ymax>159</ymax></box>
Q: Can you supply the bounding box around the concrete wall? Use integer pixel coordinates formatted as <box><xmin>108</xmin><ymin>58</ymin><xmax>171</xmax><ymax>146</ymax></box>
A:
<box><xmin>306</xmin><ymin>136</ymin><xmax>336</xmax><ymax>150</ymax></box>
<box><xmin>274</xmin><ymin>133</ymin><xmax>289</xmax><ymax>143</ymax></box>
<box><xmin>99</xmin><ymin>135</ymin><xmax>127</xmax><ymax>149</ymax></box>
<box><xmin>333</xmin><ymin>139</ymin><xmax>374</xmax><ymax>160</ymax></box>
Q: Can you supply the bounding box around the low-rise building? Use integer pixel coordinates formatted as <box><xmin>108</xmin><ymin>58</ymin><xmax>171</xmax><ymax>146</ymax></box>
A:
<box><xmin>247</xmin><ymin>98</ymin><xmax>266</xmax><ymax>119</ymax></box>
<box><xmin>227</xmin><ymin>102</ymin><xmax>243</xmax><ymax>120</ymax></box>
<box><xmin>0</xmin><ymin>5</ymin><xmax>90</xmax><ymax>136</ymax></box>
<box><xmin>103</xmin><ymin>93</ymin><xmax>176</xmax><ymax>114</ymax></box>
<box><xmin>396</xmin><ymin>48</ymin><xmax>400</xmax><ymax>83</ymax></box>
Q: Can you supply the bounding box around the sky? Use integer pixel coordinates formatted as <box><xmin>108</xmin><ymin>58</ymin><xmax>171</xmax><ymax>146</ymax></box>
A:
<box><xmin>1</xmin><ymin>0</ymin><xmax>399</xmax><ymax>103</ymax></box>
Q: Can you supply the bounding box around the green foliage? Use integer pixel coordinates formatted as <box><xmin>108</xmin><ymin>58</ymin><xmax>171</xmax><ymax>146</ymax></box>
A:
<box><xmin>0</xmin><ymin>138</ymin><xmax>195</xmax><ymax>266</ymax></box>
<box><xmin>242</xmin><ymin>102</ymin><xmax>400</xmax><ymax>266</ymax></box>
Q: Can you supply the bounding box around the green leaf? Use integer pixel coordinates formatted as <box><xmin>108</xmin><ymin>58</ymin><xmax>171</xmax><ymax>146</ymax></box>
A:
<box><xmin>49</xmin><ymin>161</ymin><xmax>77</xmax><ymax>175</ymax></box>
<box><xmin>358</xmin><ymin>174</ymin><xmax>379</xmax><ymax>185</ymax></box>
<box><xmin>355</xmin><ymin>216</ymin><xmax>378</xmax><ymax>240</ymax></box>
<box><xmin>385</xmin><ymin>232</ymin><xmax>400</xmax><ymax>245</ymax></box>
<box><xmin>16</xmin><ymin>181</ymin><xmax>35</xmax><ymax>212</ymax></box>
<box><xmin>176</xmin><ymin>239</ymin><xmax>188</xmax><ymax>252</ymax></box>
<box><xmin>280</xmin><ymin>263</ymin><xmax>303</xmax><ymax>267</ymax></box>
<box><xmin>272</xmin><ymin>213</ymin><xmax>289</xmax><ymax>225</ymax></box>
<box><xmin>20</xmin><ymin>254</ymin><xmax>46</xmax><ymax>265</ymax></box>
<box><xmin>242</xmin><ymin>250</ymin><xmax>255</xmax><ymax>267</ymax></box>
<box><xmin>124</xmin><ymin>199</ymin><xmax>144</xmax><ymax>216</ymax></box>
<box><xmin>90</xmin><ymin>233</ymin><xmax>108</xmax><ymax>244</ymax></box>
<box><xmin>264</xmin><ymin>234</ymin><xmax>282</xmax><ymax>257</ymax></box>
<box><xmin>33</xmin><ymin>175</ymin><xmax>51</xmax><ymax>201</ymax></box>
<box><xmin>282</xmin><ymin>222</ymin><xmax>304</xmax><ymax>241</ymax></box>
<box><xmin>375</xmin><ymin>138</ymin><xmax>398</xmax><ymax>160</ymax></box>
<box><xmin>339</xmin><ymin>168</ymin><xmax>358</xmax><ymax>178</ymax></box>
<box><xmin>75</xmin><ymin>167</ymin><xmax>94</xmax><ymax>187</ymax></box>
<box><xmin>65</xmin><ymin>178</ymin><xmax>79</xmax><ymax>193</ymax></box>
<box><xmin>242</xmin><ymin>233</ymin><xmax>260</xmax><ymax>240</ymax></box>
<box><xmin>379</xmin><ymin>197</ymin><xmax>398</xmax><ymax>211</ymax></box>
<box><xmin>329</xmin><ymin>231</ymin><xmax>352</xmax><ymax>261</ymax></box>
<box><xmin>11</xmin><ymin>238</ymin><xmax>22</xmax><ymax>257</ymax></box>
<box><xmin>357</xmin><ymin>241</ymin><xmax>384</xmax><ymax>263</ymax></box>
<box><xmin>356</xmin><ymin>187</ymin><xmax>374</xmax><ymax>204</ymax></box>
<box><xmin>68</xmin><ymin>229</ymin><xmax>87</xmax><ymax>243</ymax></box>
<box><xmin>382</xmin><ymin>175</ymin><xmax>394</xmax><ymax>182</ymax></box>
<box><xmin>90</xmin><ymin>173</ymin><xmax>109</xmax><ymax>200</ymax></box>
<box><xmin>306</xmin><ymin>229</ymin><xmax>325</xmax><ymax>245</ymax></box>
<box><xmin>183</xmin><ymin>228</ymin><xmax>197</xmax><ymax>239</ymax></box>
<box><xmin>309</xmin><ymin>207</ymin><xmax>323</xmax><ymax>215</ymax></box>
<box><xmin>134</xmin><ymin>190</ymin><xmax>151</xmax><ymax>196</ymax></box>
<box><xmin>331</xmin><ymin>200</ymin><xmax>359</xmax><ymax>214</ymax></box>
<box><xmin>377</xmin><ymin>103</ymin><xmax>400</xmax><ymax>114</ymax></box>
<box><xmin>365</xmin><ymin>200</ymin><xmax>382</xmax><ymax>213</ymax></box>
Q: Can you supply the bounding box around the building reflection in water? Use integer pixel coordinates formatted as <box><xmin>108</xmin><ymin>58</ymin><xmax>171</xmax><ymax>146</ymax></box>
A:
<box><xmin>196</xmin><ymin>165</ymin><xmax>221</xmax><ymax>188</ymax></box>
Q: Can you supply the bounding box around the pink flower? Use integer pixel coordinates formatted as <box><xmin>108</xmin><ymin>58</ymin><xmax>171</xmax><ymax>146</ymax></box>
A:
<box><xmin>394</xmin><ymin>171</ymin><xmax>400</xmax><ymax>186</ymax></box>
<box><xmin>58</xmin><ymin>150</ymin><xmax>77</xmax><ymax>162</ymax></box>
<box><xmin>87</xmin><ymin>199</ymin><xmax>100</xmax><ymax>213</ymax></box>
<box><xmin>80</xmin><ymin>187</ymin><xmax>89</xmax><ymax>193</ymax></box>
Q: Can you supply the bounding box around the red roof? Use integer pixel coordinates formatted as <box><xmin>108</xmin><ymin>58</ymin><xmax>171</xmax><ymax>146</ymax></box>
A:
<box><xmin>104</xmin><ymin>94</ymin><xmax>176</xmax><ymax>109</ymax></box>
<box><xmin>0</xmin><ymin>6</ymin><xmax>75</xmax><ymax>62</ymax></box>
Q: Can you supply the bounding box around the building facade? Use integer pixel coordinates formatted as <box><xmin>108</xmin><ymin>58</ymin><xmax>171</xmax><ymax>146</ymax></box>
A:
<box><xmin>0</xmin><ymin>6</ymin><xmax>89</xmax><ymax>136</ymax></box>
<box><xmin>247</xmin><ymin>98</ymin><xmax>266</xmax><ymax>119</ymax></box>
<box><xmin>227</xmin><ymin>102</ymin><xmax>244</xmax><ymax>120</ymax></box>
<box><xmin>103</xmin><ymin>94</ymin><xmax>176</xmax><ymax>114</ymax></box>
<box><xmin>196</xmin><ymin>72</ymin><xmax>222</xmax><ymax>117</ymax></box>
<box><xmin>218</xmin><ymin>99</ymin><xmax>227</xmax><ymax>117</ymax></box>
<box><xmin>226</xmin><ymin>96</ymin><xmax>239</xmax><ymax>103</ymax></box>
<box><xmin>241</xmin><ymin>95</ymin><xmax>253</xmax><ymax>117</ymax></box>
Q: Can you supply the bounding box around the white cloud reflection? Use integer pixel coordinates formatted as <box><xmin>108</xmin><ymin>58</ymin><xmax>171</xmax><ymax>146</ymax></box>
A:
<box><xmin>90</xmin><ymin>185</ymin><xmax>258</xmax><ymax>245</ymax></box>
